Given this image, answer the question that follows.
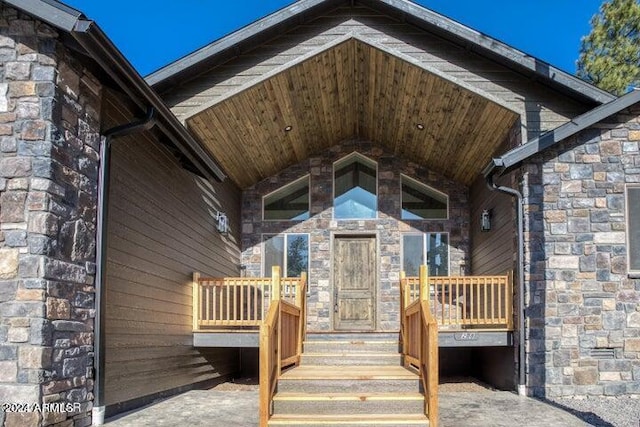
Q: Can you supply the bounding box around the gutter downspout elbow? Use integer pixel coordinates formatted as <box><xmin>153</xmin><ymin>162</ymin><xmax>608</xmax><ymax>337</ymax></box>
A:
<box><xmin>93</xmin><ymin>107</ymin><xmax>156</xmax><ymax>425</ymax></box>
<box><xmin>485</xmin><ymin>169</ymin><xmax>526</xmax><ymax>397</ymax></box>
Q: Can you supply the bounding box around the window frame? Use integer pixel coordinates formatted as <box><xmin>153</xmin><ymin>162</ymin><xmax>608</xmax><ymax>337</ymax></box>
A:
<box><xmin>261</xmin><ymin>233</ymin><xmax>311</xmax><ymax>279</ymax></box>
<box><xmin>626</xmin><ymin>184</ymin><xmax>640</xmax><ymax>277</ymax></box>
<box><xmin>262</xmin><ymin>175</ymin><xmax>311</xmax><ymax>222</ymax></box>
<box><xmin>400</xmin><ymin>232</ymin><xmax>451</xmax><ymax>277</ymax></box>
<box><xmin>400</xmin><ymin>174</ymin><xmax>449</xmax><ymax>220</ymax></box>
<box><xmin>332</xmin><ymin>152</ymin><xmax>378</xmax><ymax>220</ymax></box>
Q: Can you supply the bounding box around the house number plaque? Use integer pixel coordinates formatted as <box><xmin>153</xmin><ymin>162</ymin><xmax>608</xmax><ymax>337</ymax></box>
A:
<box><xmin>454</xmin><ymin>332</ymin><xmax>478</xmax><ymax>341</ymax></box>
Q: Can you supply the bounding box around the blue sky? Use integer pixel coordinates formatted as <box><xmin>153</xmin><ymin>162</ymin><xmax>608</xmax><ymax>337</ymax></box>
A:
<box><xmin>63</xmin><ymin>0</ymin><xmax>603</xmax><ymax>77</ymax></box>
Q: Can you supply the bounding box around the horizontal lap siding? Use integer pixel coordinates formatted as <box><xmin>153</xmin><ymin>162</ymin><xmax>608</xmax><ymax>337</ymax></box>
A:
<box><xmin>103</xmin><ymin>90</ymin><xmax>242</xmax><ymax>407</ymax></box>
<box><xmin>470</xmin><ymin>174</ymin><xmax>516</xmax><ymax>276</ymax></box>
<box><xmin>162</xmin><ymin>5</ymin><xmax>587</xmax><ymax>137</ymax></box>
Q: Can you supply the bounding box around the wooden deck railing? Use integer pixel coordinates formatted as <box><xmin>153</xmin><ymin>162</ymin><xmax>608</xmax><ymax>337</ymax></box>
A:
<box><xmin>192</xmin><ymin>270</ymin><xmax>307</xmax><ymax>330</ymax></box>
<box><xmin>401</xmin><ymin>271</ymin><xmax>513</xmax><ymax>331</ymax></box>
<box><xmin>258</xmin><ymin>267</ymin><xmax>307</xmax><ymax>427</ymax></box>
<box><xmin>400</xmin><ymin>266</ymin><xmax>438</xmax><ymax>427</ymax></box>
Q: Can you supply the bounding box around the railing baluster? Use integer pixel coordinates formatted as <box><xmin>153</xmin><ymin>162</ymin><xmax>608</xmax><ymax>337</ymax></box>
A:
<box><xmin>491</xmin><ymin>278</ymin><xmax>496</xmax><ymax>323</ymax></box>
<box><xmin>448</xmin><ymin>278</ymin><xmax>452</xmax><ymax>325</ymax></box>
<box><xmin>205</xmin><ymin>283</ymin><xmax>211</xmax><ymax>323</ymax></box>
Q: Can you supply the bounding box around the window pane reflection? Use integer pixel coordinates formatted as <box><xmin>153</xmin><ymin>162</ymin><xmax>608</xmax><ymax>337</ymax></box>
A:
<box><xmin>334</xmin><ymin>154</ymin><xmax>377</xmax><ymax>219</ymax></box>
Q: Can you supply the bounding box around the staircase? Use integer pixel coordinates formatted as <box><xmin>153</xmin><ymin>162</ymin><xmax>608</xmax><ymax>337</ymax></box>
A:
<box><xmin>268</xmin><ymin>333</ymin><xmax>430</xmax><ymax>426</ymax></box>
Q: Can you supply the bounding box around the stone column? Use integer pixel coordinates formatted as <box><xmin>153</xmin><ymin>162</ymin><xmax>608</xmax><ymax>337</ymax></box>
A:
<box><xmin>0</xmin><ymin>5</ymin><xmax>101</xmax><ymax>427</ymax></box>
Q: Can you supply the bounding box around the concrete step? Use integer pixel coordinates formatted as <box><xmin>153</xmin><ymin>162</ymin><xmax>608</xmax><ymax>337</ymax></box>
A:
<box><xmin>278</xmin><ymin>365</ymin><xmax>420</xmax><ymax>393</ymax></box>
<box><xmin>301</xmin><ymin>352</ymin><xmax>402</xmax><ymax>366</ymax></box>
<box><xmin>306</xmin><ymin>333</ymin><xmax>399</xmax><ymax>341</ymax></box>
<box><xmin>272</xmin><ymin>392</ymin><xmax>424</xmax><ymax>415</ymax></box>
<box><xmin>268</xmin><ymin>413</ymin><xmax>429</xmax><ymax>426</ymax></box>
<box><xmin>303</xmin><ymin>340</ymin><xmax>400</xmax><ymax>354</ymax></box>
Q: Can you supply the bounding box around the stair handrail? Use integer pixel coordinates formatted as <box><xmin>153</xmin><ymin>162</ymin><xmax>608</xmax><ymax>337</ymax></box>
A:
<box><xmin>259</xmin><ymin>267</ymin><xmax>307</xmax><ymax>427</ymax></box>
<box><xmin>400</xmin><ymin>265</ymin><xmax>439</xmax><ymax>427</ymax></box>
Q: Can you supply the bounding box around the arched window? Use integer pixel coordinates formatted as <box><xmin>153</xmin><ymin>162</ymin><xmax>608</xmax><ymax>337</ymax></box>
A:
<box><xmin>401</xmin><ymin>175</ymin><xmax>448</xmax><ymax>220</ymax></box>
<box><xmin>333</xmin><ymin>153</ymin><xmax>377</xmax><ymax>219</ymax></box>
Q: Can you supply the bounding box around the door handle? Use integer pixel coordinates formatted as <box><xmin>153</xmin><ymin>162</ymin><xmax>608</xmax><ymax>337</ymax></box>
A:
<box><xmin>334</xmin><ymin>288</ymin><xmax>338</xmax><ymax>313</ymax></box>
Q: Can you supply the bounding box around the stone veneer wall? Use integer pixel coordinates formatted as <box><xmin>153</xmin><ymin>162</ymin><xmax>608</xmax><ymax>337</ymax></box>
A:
<box><xmin>241</xmin><ymin>141</ymin><xmax>470</xmax><ymax>331</ymax></box>
<box><xmin>523</xmin><ymin>105</ymin><xmax>640</xmax><ymax>397</ymax></box>
<box><xmin>0</xmin><ymin>6</ymin><xmax>101</xmax><ymax>426</ymax></box>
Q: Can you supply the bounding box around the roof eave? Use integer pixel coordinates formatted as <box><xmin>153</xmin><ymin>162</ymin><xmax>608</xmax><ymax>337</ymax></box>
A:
<box><xmin>146</xmin><ymin>0</ymin><xmax>615</xmax><ymax>106</ymax></box>
<box><xmin>484</xmin><ymin>88</ymin><xmax>640</xmax><ymax>178</ymax></box>
<box><xmin>5</xmin><ymin>0</ymin><xmax>226</xmax><ymax>182</ymax></box>
<box><xmin>72</xmin><ymin>20</ymin><xmax>226</xmax><ymax>182</ymax></box>
<box><xmin>4</xmin><ymin>0</ymin><xmax>84</xmax><ymax>31</ymax></box>
<box><xmin>369</xmin><ymin>0</ymin><xmax>615</xmax><ymax>105</ymax></box>
<box><xmin>146</xmin><ymin>0</ymin><xmax>346</xmax><ymax>92</ymax></box>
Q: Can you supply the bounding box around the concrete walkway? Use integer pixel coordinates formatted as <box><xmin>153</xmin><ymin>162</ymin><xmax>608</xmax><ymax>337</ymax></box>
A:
<box><xmin>105</xmin><ymin>389</ymin><xmax>590</xmax><ymax>427</ymax></box>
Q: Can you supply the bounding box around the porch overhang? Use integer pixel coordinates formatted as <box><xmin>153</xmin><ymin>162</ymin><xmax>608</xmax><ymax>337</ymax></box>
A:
<box><xmin>185</xmin><ymin>37</ymin><xmax>520</xmax><ymax>189</ymax></box>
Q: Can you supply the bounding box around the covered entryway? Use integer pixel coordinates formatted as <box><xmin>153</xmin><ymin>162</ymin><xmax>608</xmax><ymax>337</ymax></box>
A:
<box><xmin>333</xmin><ymin>235</ymin><xmax>377</xmax><ymax>331</ymax></box>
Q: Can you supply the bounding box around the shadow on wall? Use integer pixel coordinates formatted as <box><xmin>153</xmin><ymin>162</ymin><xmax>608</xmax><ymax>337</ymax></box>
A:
<box><xmin>194</xmin><ymin>176</ymin><xmax>242</xmax><ymax>273</ymax></box>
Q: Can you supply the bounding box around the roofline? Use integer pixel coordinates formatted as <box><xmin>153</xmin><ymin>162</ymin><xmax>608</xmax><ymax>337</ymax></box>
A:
<box><xmin>146</xmin><ymin>0</ymin><xmax>615</xmax><ymax>105</ymax></box>
<box><xmin>483</xmin><ymin>88</ymin><xmax>640</xmax><ymax>178</ymax></box>
<box><xmin>146</xmin><ymin>0</ymin><xmax>343</xmax><ymax>89</ymax></box>
<box><xmin>4</xmin><ymin>0</ymin><xmax>84</xmax><ymax>31</ymax></box>
<box><xmin>370</xmin><ymin>0</ymin><xmax>615</xmax><ymax>105</ymax></box>
<box><xmin>5</xmin><ymin>0</ymin><xmax>226</xmax><ymax>182</ymax></box>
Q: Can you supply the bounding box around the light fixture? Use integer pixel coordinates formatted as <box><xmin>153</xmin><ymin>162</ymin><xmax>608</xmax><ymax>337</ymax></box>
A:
<box><xmin>480</xmin><ymin>209</ymin><xmax>491</xmax><ymax>232</ymax></box>
<box><xmin>416</xmin><ymin>123</ymin><xmax>425</xmax><ymax>130</ymax></box>
<box><xmin>216</xmin><ymin>211</ymin><xmax>229</xmax><ymax>235</ymax></box>
<box><xmin>284</xmin><ymin>125</ymin><xmax>293</xmax><ymax>132</ymax></box>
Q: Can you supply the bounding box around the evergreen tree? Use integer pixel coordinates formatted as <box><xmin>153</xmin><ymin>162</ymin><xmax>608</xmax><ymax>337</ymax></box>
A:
<box><xmin>577</xmin><ymin>0</ymin><xmax>640</xmax><ymax>95</ymax></box>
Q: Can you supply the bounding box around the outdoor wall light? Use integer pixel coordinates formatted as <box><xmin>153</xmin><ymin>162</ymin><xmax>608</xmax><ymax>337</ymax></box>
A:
<box><xmin>480</xmin><ymin>209</ymin><xmax>491</xmax><ymax>232</ymax></box>
<box><xmin>216</xmin><ymin>211</ymin><xmax>229</xmax><ymax>235</ymax></box>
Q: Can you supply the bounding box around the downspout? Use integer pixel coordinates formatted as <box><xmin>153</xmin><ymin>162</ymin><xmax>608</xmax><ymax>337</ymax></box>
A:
<box><xmin>93</xmin><ymin>107</ymin><xmax>157</xmax><ymax>425</ymax></box>
<box><xmin>485</xmin><ymin>169</ymin><xmax>526</xmax><ymax>396</ymax></box>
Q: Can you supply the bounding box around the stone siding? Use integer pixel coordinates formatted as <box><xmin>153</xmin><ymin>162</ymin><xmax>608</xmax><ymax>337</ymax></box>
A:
<box><xmin>0</xmin><ymin>5</ymin><xmax>100</xmax><ymax>426</ymax></box>
<box><xmin>523</xmin><ymin>105</ymin><xmax>640</xmax><ymax>397</ymax></box>
<box><xmin>241</xmin><ymin>141</ymin><xmax>470</xmax><ymax>331</ymax></box>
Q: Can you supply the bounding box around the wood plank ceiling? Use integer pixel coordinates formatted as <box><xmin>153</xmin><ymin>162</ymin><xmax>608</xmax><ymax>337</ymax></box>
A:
<box><xmin>187</xmin><ymin>39</ymin><xmax>519</xmax><ymax>189</ymax></box>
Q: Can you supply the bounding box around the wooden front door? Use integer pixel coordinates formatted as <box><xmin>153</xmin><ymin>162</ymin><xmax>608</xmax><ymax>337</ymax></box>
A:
<box><xmin>333</xmin><ymin>235</ymin><xmax>376</xmax><ymax>331</ymax></box>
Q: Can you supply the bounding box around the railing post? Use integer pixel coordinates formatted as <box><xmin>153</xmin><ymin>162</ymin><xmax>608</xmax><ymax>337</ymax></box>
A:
<box><xmin>259</xmin><ymin>322</ymin><xmax>269</xmax><ymax>427</ymax></box>
<box><xmin>507</xmin><ymin>271</ymin><xmax>514</xmax><ymax>331</ymax></box>
<box><xmin>427</xmin><ymin>318</ymin><xmax>439</xmax><ymax>426</ymax></box>
<box><xmin>272</xmin><ymin>266</ymin><xmax>282</xmax><ymax>376</ymax></box>
<box><xmin>192</xmin><ymin>272</ymin><xmax>200</xmax><ymax>331</ymax></box>
<box><xmin>295</xmin><ymin>272</ymin><xmax>305</xmax><ymax>308</ymax></box>
<box><xmin>419</xmin><ymin>265</ymin><xmax>429</xmax><ymax>302</ymax></box>
<box><xmin>400</xmin><ymin>272</ymin><xmax>408</xmax><ymax>365</ymax></box>
<box><xmin>272</xmin><ymin>266</ymin><xmax>281</xmax><ymax>301</ymax></box>
<box><xmin>297</xmin><ymin>272</ymin><xmax>307</xmax><ymax>360</ymax></box>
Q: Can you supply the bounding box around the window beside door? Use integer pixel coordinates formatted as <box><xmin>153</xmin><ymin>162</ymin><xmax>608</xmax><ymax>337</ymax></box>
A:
<box><xmin>262</xmin><ymin>233</ymin><xmax>310</xmax><ymax>278</ymax></box>
<box><xmin>402</xmin><ymin>233</ymin><xmax>450</xmax><ymax>277</ymax></box>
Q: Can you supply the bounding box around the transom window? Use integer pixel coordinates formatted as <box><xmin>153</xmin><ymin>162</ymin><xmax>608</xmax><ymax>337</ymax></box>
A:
<box><xmin>401</xmin><ymin>175</ymin><xmax>448</xmax><ymax>220</ymax></box>
<box><xmin>263</xmin><ymin>175</ymin><xmax>310</xmax><ymax>221</ymax></box>
<box><xmin>627</xmin><ymin>185</ymin><xmax>640</xmax><ymax>274</ymax></box>
<box><xmin>402</xmin><ymin>233</ymin><xmax>450</xmax><ymax>277</ymax></box>
<box><xmin>263</xmin><ymin>233</ymin><xmax>309</xmax><ymax>278</ymax></box>
<box><xmin>334</xmin><ymin>153</ymin><xmax>377</xmax><ymax>219</ymax></box>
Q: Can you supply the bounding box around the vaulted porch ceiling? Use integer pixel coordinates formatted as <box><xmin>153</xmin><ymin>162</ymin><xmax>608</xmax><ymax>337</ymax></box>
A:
<box><xmin>186</xmin><ymin>38</ymin><xmax>520</xmax><ymax>189</ymax></box>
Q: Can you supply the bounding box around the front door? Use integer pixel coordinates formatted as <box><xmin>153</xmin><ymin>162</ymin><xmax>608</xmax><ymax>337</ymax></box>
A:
<box><xmin>333</xmin><ymin>235</ymin><xmax>376</xmax><ymax>331</ymax></box>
